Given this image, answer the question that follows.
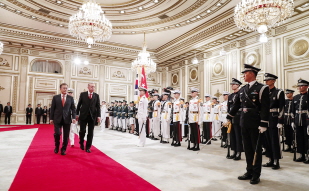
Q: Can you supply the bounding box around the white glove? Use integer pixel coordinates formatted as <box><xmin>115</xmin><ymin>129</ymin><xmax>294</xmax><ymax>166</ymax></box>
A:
<box><xmin>258</xmin><ymin>126</ymin><xmax>267</xmax><ymax>133</ymax></box>
<box><xmin>307</xmin><ymin>126</ymin><xmax>309</xmax><ymax>135</ymax></box>
<box><xmin>277</xmin><ymin>124</ymin><xmax>283</xmax><ymax>129</ymax></box>
<box><xmin>291</xmin><ymin>122</ymin><xmax>295</xmax><ymax>130</ymax></box>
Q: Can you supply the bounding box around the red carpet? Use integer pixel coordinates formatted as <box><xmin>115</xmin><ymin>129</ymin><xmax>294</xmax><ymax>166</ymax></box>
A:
<box><xmin>9</xmin><ymin>125</ymin><xmax>159</xmax><ymax>191</ymax></box>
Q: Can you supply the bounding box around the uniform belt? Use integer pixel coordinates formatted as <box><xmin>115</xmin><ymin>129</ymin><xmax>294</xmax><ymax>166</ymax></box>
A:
<box><xmin>284</xmin><ymin>113</ymin><xmax>292</xmax><ymax>116</ymax></box>
<box><xmin>190</xmin><ymin>111</ymin><xmax>198</xmax><ymax>113</ymax></box>
<box><xmin>173</xmin><ymin>112</ymin><xmax>179</xmax><ymax>114</ymax></box>
<box><xmin>222</xmin><ymin>112</ymin><xmax>227</xmax><ymax>114</ymax></box>
<box><xmin>204</xmin><ymin>112</ymin><xmax>210</xmax><ymax>114</ymax></box>
<box><xmin>214</xmin><ymin>113</ymin><xmax>219</xmax><ymax>114</ymax></box>
<box><xmin>270</xmin><ymin>108</ymin><xmax>279</xmax><ymax>112</ymax></box>
<box><xmin>154</xmin><ymin>110</ymin><xmax>158</xmax><ymax>111</ymax></box>
<box><xmin>296</xmin><ymin>110</ymin><xmax>307</xmax><ymax>114</ymax></box>
<box><xmin>162</xmin><ymin>111</ymin><xmax>168</xmax><ymax>113</ymax></box>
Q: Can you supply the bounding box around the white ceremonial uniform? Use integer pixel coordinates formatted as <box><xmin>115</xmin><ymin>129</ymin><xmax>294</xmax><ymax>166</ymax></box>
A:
<box><xmin>211</xmin><ymin>103</ymin><xmax>221</xmax><ymax>137</ymax></box>
<box><xmin>152</xmin><ymin>100</ymin><xmax>161</xmax><ymax>138</ymax></box>
<box><xmin>160</xmin><ymin>100</ymin><xmax>172</xmax><ymax>142</ymax></box>
<box><xmin>137</xmin><ymin>95</ymin><xmax>148</xmax><ymax>146</ymax></box>
<box><xmin>181</xmin><ymin>105</ymin><xmax>187</xmax><ymax>136</ymax></box>
<box><xmin>188</xmin><ymin>97</ymin><xmax>202</xmax><ymax>124</ymax></box>
<box><xmin>69</xmin><ymin>99</ymin><xmax>78</xmax><ymax>146</ymax></box>
<box><xmin>202</xmin><ymin>101</ymin><xmax>212</xmax><ymax>122</ymax></box>
<box><xmin>172</xmin><ymin>98</ymin><xmax>182</xmax><ymax>122</ymax></box>
<box><xmin>219</xmin><ymin>100</ymin><xmax>228</xmax><ymax>124</ymax></box>
<box><xmin>100</xmin><ymin>105</ymin><xmax>108</xmax><ymax>132</ymax></box>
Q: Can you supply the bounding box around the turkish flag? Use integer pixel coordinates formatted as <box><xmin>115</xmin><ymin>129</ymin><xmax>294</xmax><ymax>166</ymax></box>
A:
<box><xmin>140</xmin><ymin>66</ymin><xmax>149</xmax><ymax>98</ymax></box>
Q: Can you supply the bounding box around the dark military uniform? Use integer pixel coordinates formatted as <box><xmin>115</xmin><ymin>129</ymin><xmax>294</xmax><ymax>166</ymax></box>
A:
<box><xmin>117</xmin><ymin>103</ymin><xmax>122</xmax><ymax>131</ymax></box>
<box><xmin>227</xmin><ymin>64</ymin><xmax>270</xmax><ymax>184</ymax></box>
<box><xmin>147</xmin><ymin>100</ymin><xmax>154</xmax><ymax>137</ymax></box>
<box><xmin>120</xmin><ymin>102</ymin><xmax>128</xmax><ymax>132</ymax></box>
<box><xmin>113</xmin><ymin>102</ymin><xmax>119</xmax><ymax>130</ymax></box>
<box><xmin>291</xmin><ymin>79</ymin><xmax>309</xmax><ymax>162</ymax></box>
<box><xmin>227</xmin><ymin>78</ymin><xmax>244</xmax><ymax>160</ymax></box>
<box><xmin>283</xmin><ymin>89</ymin><xmax>294</xmax><ymax>151</ymax></box>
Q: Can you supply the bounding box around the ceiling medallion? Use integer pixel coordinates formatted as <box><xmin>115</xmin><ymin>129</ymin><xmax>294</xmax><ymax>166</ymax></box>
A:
<box><xmin>69</xmin><ymin>0</ymin><xmax>112</xmax><ymax>48</ymax></box>
<box><xmin>131</xmin><ymin>33</ymin><xmax>156</xmax><ymax>74</ymax></box>
<box><xmin>234</xmin><ymin>0</ymin><xmax>294</xmax><ymax>43</ymax></box>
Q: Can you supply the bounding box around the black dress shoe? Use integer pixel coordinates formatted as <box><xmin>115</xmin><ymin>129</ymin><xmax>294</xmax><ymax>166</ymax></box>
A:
<box><xmin>61</xmin><ymin>150</ymin><xmax>66</xmax><ymax>155</ymax></box>
<box><xmin>212</xmin><ymin>138</ymin><xmax>217</xmax><ymax>141</ymax></box>
<box><xmin>207</xmin><ymin>141</ymin><xmax>211</xmax><ymax>145</ymax></box>
<box><xmin>303</xmin><ymin>159</ymin><xmax>309</xmax><ymax>164</ymax></box>
<box><xmin>272</xmin><ymin>164</ymin><xmax>280</xmax><ymax>170</ymax></box>
<box><xmin>227</xmin><ymin>154</ymin><xmax>236</xmax><ymax>159</ymax></box>
<box><xmin>233</xmin><ymin>156</ymin><xmax>241</xmax><ymax>161</ymax></box>
<box><xmin>250</xmin><ymin>178</ymin><xmax>260</xmax><ymax>184</ymax></box>
<box><xmin>262</xmin><ymin>162</ymin><xmax>274</xmax><ymax>167</ymax></box>
<box><xmin>238</xmin><ymin>172</ymin><xmax>252</xmax><ymax>180</ymax></box>
<box><xmin>54</xmin><ymin>147</ymin><xmax>59</xmax><ymax>154</ymax></box>
<box><xmin>295</xmin><ymin>157</ymin><xmax>306</xmax><ymax>162</ymax></box>
<box><xmin>80</xmin><ymin>144</ymin><xmax>84</xmax><ymax>150</ymax></box>
<box><xmin>201</xmin><ymin>141</ymin><xmax>207</xmax><ymax>144</ymax></box>
<box><xmin>153</xmin><ymin>138</ymin><xmax>159</xmax><ymax>140</ymax></box>
<box><xmin>262</xmin><ymin>151</ymin><xmax>266</xmax><ymax>155</ymax></box>
<box><xmin>188</xmin><ymin>147</ymin><xmax>195</xmax><ymax>150</ymax></box>
<box><xmin>171</xmin><ymin>142</ymin><xmax>175</xmax><ymax>146</ymax></box>
<box><xmin>283</xmin><ymin>147</ymin><xmax>292</xmax><ymax>152</ymax></box>
<box><xmin>86</xmin><ymin>149</ymin><xmax>91</xmax><ymax>153</ymax></box>
<box><xmin>162</xmin><ymin>141</ymin><xmax>169</xmax><ymax>144</ymax></box>
<box><xmin>193</xmin><ymin>147</ymin><xmax>200</xmax><ymax>151</ymax></box>
<box><xmin>174</xmin><ymin>143</ymin><xmax>181</xmax><ymax>147</ymax></box>
<box><xmin>223</xmin><ymin>144</ymin><xmax>228</xmax><ymax>148</ymax></box>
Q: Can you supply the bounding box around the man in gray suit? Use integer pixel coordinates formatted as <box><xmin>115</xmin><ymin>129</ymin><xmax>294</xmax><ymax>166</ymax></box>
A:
<box><xmin>50</xmin><ymin>83</ymin><xmax>76</xmax><ymax>155</ymax></box>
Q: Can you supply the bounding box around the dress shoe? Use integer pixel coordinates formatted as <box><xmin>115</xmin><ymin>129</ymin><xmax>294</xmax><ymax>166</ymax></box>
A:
<box><xmin>188</xmin><ymin>147</ymin><xmax>195</xmax><ymax>150</ymax></box>
<box><xmin>207</xmin><ymin>141</ymin><xmax>211</xmax><ymax>145</ymax></box>
<box><xmin>193</xmin><ymin>147</ymin><xmax>200</xmax><ymax>151</ymax></box>
<box><xmin>272</xmin><ymin>163</ymin><xmax>280</xmax><ymax>170</ymax></box>
<box><xmin>227</xmin><ymin>154</ymin><xmax>236</xmax><ymax>159</ymax></box>
<box><xmin>262</xmin><ymin>151</ymin><xmax>266</xmax><ymax>155</ymax></box>
<box><xmin>54</xmin><ymin>147</ymin><xmax>59</xmax><ymax>154</ymax></box>
<box><xmin>61</xmin><ymin>150</ymin><xmax>66</xmax><ymax>155</ymax></box>
<box><xmin>238</xmin><ymin>172</ymin><xmax>252</xmax><ymax>180</ymax></box>
<box><xmin>212</xmin><ymin>138</ymin><xmax>217</xmax><ymax>141</ymax></box>
<box><xmin>86</xmin><ymin>149</ymin><xmax>91</xmax><ymax>153</ymax></box>
<box><xmin>223</xmin><ymin>144</ymin><xmax>228</xmax><ymax>148</ymax></box>
<box><xmin>162</xmin><ymin>141</ymin><xmax>169</xmax><ymax>144</ymax></box>
<box><xmin>80</xmin><ymin>144</ymin><xmax>85</xmax><ymax>150</ymax></box>
<box><xmin>250</xmin><ymin>178</ymin><xmax>260</xmax><ymax>184</ymax></box>
<box><xmin>153</xmin><ymin>138</ymin><xmax>159</xmax><ymax>140</ymax></box>
<box><xmin>174</xmin><ymin>143</ymin><xmax>181</xmax><ymax>147</ymax></box>
<box><xmin>201</xmin><ymin>141</ymin><xmax>207</xmax><ymax>144</ymax></box>
<box><xmin>233</xmin><ymin>156</ymin><xmax>241</xmax><ymax>161</ymax></box>
<box><xmin>71</xmin><ymin>145</ymin><xmax>74</xmax><ymax>147</ymax></box>
<box><xmin>295</xmin><ymin>157</ymin><xmax>305</xmax><ymax>162</ymax></box>
<box><xmin>303</xmin><ymin>159</ymin><xmax>309</xmax><ymax>164</ymax></box>
<box><xmin>262</xmin><ymin>162</ymin><xmax>274</xmax><ymax>167</ymax></box>
<box><xmin>171</xmin><ymin>142</ymin><xmax>175</xmax><ymax>146</ymax></box>
<box><xmin>290</xmin><ymin>149</ymin><xmax>295</xmax><ymax>153</ymax></box>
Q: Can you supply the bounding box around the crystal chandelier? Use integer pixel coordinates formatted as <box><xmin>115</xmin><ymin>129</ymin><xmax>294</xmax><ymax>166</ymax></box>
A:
<box><xmin>131</xmin><ymin>33</ymin><xmax>156</xmax><ymax>74</ymax></box>
<box><xmin>69</xmin><ymin>0</ymin><xmax>112</xmax><ymax>48</ymax></box>
<box><xmin>0</xmin><ymin>41</ymin><xmax>3</xmax><ymax>54</ymax></box>
<box><xmin>234</xmin><ymin>0</ymin><xmax>294</xmax><ymax>43</ymax></box>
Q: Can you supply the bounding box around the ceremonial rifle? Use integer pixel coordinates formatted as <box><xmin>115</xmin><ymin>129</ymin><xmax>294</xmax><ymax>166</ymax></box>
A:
<box><xmin>253</xmin><ymin>132</ymin><xmax>262</xmax><ymax>166</ymax></box>
<box><xmin>226</xmin><ymin>122</ymin><xmax>232</xmax><ymax>158</ymax></box>
<box><xmin>293</xmin><ymin>126</ymin><xmax>297</xmax><ymax>161</ymax></box>
<box><xmin>186</xmin><ymin>123</ymin><xmax>191</xmax><ymax>149</ymax></box>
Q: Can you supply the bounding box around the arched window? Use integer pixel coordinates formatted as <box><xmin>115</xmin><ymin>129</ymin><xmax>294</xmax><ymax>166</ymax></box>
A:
<box><xmin>31</xmin><ymin>60</ymin><xmax>62</xmax><ymax>74</ymax></box>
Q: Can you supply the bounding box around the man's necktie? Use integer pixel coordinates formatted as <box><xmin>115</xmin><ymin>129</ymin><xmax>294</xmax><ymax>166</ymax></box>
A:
<box><xmin>89</xmin><ymin>93</ymin><xmax>92</xmax><ymax>99</ymax></box>
<box><xmin>62</xmin><ymin>94</ymin><xmax>65</xmax><ymax>107</ymax></box>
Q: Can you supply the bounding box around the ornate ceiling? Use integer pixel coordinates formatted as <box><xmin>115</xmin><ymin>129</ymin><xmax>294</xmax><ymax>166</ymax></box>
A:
<box><xmin>0</xmin><ymin>0</ymin><xmax>308</xmax><ymax>65</ymax></box>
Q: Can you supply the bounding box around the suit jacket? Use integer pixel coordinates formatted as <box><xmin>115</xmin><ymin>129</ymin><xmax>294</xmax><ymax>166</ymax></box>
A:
<box><xmin>4</xmin><ymin>106</ymin><xmax>12</xmax><ymax>114</ymax></box>
<box><xmin>35</xmin><ymin>107</ymin><xmax>43</xmax><ymax>115</ymax></box>
<box><xmin>0</xmin><ymin>104</ymin><xmax>3</xmax><ymax>113</ymax></box>
<box><xmin>43</xmin><ymin>109</ymin><xmax>48</xmax><ymax>115</ymax></box>
<box><xmin>76</xmin><ymin>91</ymin><xmax>101</xmax><ymax>121</ymax></box>
<box><xmin>26</xmin><ymin>107</ymin><xmax>33</xmax><ymax>115</ymax></box>
<box><xmin>50</xmin><ymin>94</ymin><xmax>76</xmax><ymax>124</ymax></box>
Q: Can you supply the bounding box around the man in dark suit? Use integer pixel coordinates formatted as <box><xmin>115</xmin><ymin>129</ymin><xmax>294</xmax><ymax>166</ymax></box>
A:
<box><xmin>26</xmin><ymin>104</ymin><xmax>33</xmax><ymax>124</ymax></box>
<box><xmin>35</xmin><ymin>104</ymin><xmax>43</xmax><ymax>124</ymax></box>
<box><xmin>4</xmin><ymin>102</ymin><xmax>13</xmax><ymax>125</ymax></box>
<box><xmin>42</xmin><ymin>106</ymin><xmax>48</xmax><ymax>124</ymax></box>
<box><xmin>76</xmin><ymin>83</ymin><xmax>101</xmax><ymax>153</ymax></box>
<box><xmin>50</xmin><ymin>83</ymin><xmax>76</xmax><ymax>155</ymax></box>
<box><xmin>0</xmin><ymin>101</ymin><xmax>3</xmax><ymax>121</ymax></box>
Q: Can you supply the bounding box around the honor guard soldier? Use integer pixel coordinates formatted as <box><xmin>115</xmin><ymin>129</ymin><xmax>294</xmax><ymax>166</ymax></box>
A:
<box><xmin>148</xmin><ymin>96</ymin><xmax>154</xmax><ymax>138</ymax></box>
<box><xmin>100</xmin><ymin>101</ymin><xmax>108</xmax><ymax>132</ymax></box>
<box><xmin>128</xmin><ymin>101</ymin><xmax>136</xmax><ymax>134</ymax></box>
<box><xmin>117</xmin><ymin>101</ymin><xmax>122</xmax><ymax>131</ymax></box>
<box><xmin>137</xmin><ymin>87</ymin><xmax>149</xmax><ymax>147</ymax></box>
<box><xmin>262</xmin><ymin>73</ymin><xmax>285</xmax><ymax>170</ymax></box>
<box><xmin>220</xmin><ymin>91</ymin><xmax>230</xmax><ymax>148</ymax></box>
<box><xmin>120</xmin><ymin>100</ymin><xmax>128</xmax><ymax>132</ymax></box>
<box><xmin>283</xmin><ymin>89</ymin><xmax>294</xmax><ymax>152</ymax></box>
<box><xmin>201</xmin><ymin>94</ymin><xmax>212</xmax><ymax>144</ymax></box>
<box><xmin>291</xmin><ymin>79</ymin><xmax>309</xmax><ymax>163</ymax></box>
<box><xmin>113</xmin><ymin>101</ymin><xmax>119</xmax><ymax>130</ymax></box>
<box><xmin>211</xmin><ymin>96</ymin><xmax>221</xmax><ymax>141</ymax></box>
<box><xmin>108</xmin><ymin>102</ymin><xmax>115</xmax><ymax>129</ymax></box>
<box><xmin>171</xmin><ymin>90</ymin><xmax>183</xmax><ymax>147</ymax></box>
<box><xmin>227</xmin><ymin>78</ymin><xmax>243</xmax><ymax>160</ymax></box>
<box><xmin>227</xmin><ymin>64</ymin><xmax>270</xmax><ymax>184</ymax></box>
<box><xmin>160</xmin><ymin>92</ymin><xmax>172</xmax><ymax>143</ymax></box>
<box><xmin>188</xmin><ymin>88</ymin><xmax>203</xmax><ymax>151</ymax></box>
<box><xmin>152</xmin><ymin>93</ymin><xmax>161</xmax><ymax>140</ymax></box>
